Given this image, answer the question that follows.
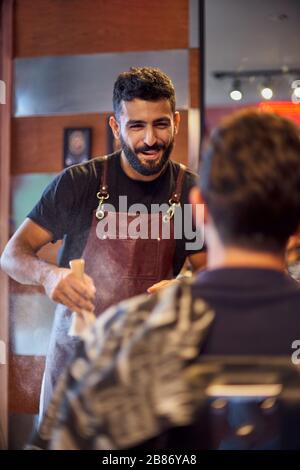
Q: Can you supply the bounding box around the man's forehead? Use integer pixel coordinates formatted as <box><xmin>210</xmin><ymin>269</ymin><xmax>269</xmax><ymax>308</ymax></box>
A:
<box><xmin>119</xmin><ymin>98</ymin><xmax>173</xmax><ymax>120</ymax></box>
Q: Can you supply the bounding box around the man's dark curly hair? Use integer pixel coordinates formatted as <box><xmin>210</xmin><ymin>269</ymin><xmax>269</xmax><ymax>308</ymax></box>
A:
<box><xmin>113</xmin><ymin>67</ymin><xmax>176</xmax><ymax>118</ymax></box>
<box><xmin>200</xmin><ymin>109</ymin><xmax>300</xmax><ymax>252</ymax></box>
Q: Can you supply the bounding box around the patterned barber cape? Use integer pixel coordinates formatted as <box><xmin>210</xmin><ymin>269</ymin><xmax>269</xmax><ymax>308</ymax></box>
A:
<box><xmin>29</xmin><ymin>280</ymin><xmax>214</xmax><ymax>450</ymax></box>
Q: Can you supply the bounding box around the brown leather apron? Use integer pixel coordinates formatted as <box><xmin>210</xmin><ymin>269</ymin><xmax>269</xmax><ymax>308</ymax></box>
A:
<box><xmin>39</xmin><ymin>158</ymin><xmax>186</xmax><ymax>419</ymax></box>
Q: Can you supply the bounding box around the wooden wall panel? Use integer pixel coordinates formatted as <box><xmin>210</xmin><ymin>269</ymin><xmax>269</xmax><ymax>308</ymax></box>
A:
<box><xmin>11</xmin><ymin>113</ymin><xmax>110</xmax><ymax>174</ymax></box>
<box><xmin>15</xmin><ymin>0</ymin><xmax>188</xmax><ymax>58</ymax></box>
<box><xmin>172</xmin><ymin>109</ymin><xmax>188</xmax><ymax>166</ymax></box>
<box><xmin>12</xmin><ymin>110</ymin><xmax>188</xmax><ymax>174</ymax></box>
<box><xmin>189</xmin><ymin>48</ymin><xmax>200</xmax><ymax>109</ymax></box>
<box><xmin>1</xmin><ymin>0</ymin><xmax>13</xmax><ymax>449</ymax></box>
<box><xmin>9</xmin><ymin>355</ymin><xmax>45</xmax><ymax>414</ymax></box>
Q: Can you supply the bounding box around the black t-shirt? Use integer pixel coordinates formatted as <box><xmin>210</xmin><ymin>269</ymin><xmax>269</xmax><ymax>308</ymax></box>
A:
<box><xmin>28</xmin><ymin>151</ymin><xmax>202</xmax><ymax>275</ymax></box>
<box><xmin>194</xmin><ymin>267</ymin><xmax>300</xmax><ymax>356</ymax></box>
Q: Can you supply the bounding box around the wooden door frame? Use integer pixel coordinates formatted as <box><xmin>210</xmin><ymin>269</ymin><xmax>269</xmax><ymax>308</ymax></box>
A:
<box><xmin>0</xmin><ymin>0</ymin><xmax>13</xmax><ymax>450</ymax></box>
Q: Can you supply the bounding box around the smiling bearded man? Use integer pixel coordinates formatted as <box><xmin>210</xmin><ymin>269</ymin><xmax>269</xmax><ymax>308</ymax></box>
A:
<box><xmin>1</xmin><ymin>67</ymin><xmax>206</xmax><ymax>423</ymax></box>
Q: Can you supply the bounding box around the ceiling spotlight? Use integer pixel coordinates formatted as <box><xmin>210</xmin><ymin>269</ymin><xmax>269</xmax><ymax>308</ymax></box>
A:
<box><xmin>230</xmin><ymin>80</ymin><xmax>243</xmax><ymax>101</ymax></box>
<box><xmin>261</xmin><ymin>80</ymin><xmax>273</xmax><ymax>100</ymax></box>
<box><xmin>291</xmin><ymin>79</ymin><xmax>300</xmax><ymax>100</ymax></box>
<box><xmin>213</xmin><ymin>68</ymin><xmax>300</xmax><ymax>103</ymax></box>
<box><xmin>261</xmin><ymin>87</ymin><xmax>273</xmax><ymax>100</ymax></box>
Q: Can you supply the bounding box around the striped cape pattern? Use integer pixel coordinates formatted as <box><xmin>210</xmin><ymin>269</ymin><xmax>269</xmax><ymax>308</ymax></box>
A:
<box><xmin>32</xmin><ymin>280</ymin><xmax>214</xmax><ymax>450</ymax></box>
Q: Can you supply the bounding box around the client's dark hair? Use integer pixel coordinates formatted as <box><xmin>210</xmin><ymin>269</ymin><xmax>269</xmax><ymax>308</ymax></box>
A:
<box><xmin>200</xmin><ymin>109</ymin><xmax>300</xmax><ymax>252</ymax></box>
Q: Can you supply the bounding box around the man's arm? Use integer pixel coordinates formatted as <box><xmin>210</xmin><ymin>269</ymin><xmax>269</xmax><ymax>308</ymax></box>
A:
<box><xmin>147</xmin><ymin>251</ymin><xmax>207</xmax><ymax>294</ymax></box>
<box><xmin>188</xmin><ymin>251</ymin><xmax>207</xmax><ymax>271</ymax></box>
<box><xmin>0</xmin><ymin>218</ymin><xmax>95</xmax><ymax>313</ymax></box>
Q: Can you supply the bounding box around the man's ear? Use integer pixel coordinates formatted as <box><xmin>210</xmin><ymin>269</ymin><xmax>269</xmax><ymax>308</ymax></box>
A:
<box><xmin>189</xmin><ymin>186</ymin><xmax>209</xmax><ymax>226</ymax></box>
<box><xmin>109</xmin><ymin>115</ymin><xmax>121</xmax><ymax>140</ymax></box>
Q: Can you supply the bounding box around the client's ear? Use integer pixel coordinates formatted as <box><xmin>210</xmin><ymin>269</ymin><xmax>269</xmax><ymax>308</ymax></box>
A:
<box><xmin>189</xmin><ymin>186</ymin><xmax>208</xmax><ymax>226</ymax></box>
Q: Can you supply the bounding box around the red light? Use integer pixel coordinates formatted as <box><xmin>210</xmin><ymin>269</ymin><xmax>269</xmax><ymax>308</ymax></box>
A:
<box><xmin>258</xmin><ymin>101</ymin><xmax>300</xmax><ymax>124</ymax></box>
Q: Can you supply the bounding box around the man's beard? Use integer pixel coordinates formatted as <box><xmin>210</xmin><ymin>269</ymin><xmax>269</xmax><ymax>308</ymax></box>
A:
<box><xmin>120</xmin><ymin>136</ymin><xmax>174</xmax><ymax>176</ymax></box>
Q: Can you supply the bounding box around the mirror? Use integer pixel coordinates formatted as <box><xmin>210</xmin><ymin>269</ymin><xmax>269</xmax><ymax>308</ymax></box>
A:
<box><xmin>6</xmin><ymin>0</ymin><xmax>201</xmax><ymax>449</ymax></box>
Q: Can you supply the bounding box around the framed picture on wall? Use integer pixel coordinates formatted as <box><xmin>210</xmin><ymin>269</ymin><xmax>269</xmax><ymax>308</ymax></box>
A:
<box><xmin>63</xmin><ymin>127</ymin><xmax>92</xmax><ymax>168</ymax></box>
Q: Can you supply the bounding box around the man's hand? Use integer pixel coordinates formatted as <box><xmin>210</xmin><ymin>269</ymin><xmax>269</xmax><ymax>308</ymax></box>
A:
<box><xmin>147</xmin><ymin>279</ymin><xmax>180</xmax><ymax>294</ymax></box>
<box><xmin>0</xmin><ymin>218</ymin><xmax>96</xmax><ymax>314</ymax></box>
<box><xmin>42</xmin><ymin>267</ymin><xmax>96</xmax><ymax>314</ymax></box>
<box><xmin>147</xmin><ymin>251</ymin><xmax>208</xmax><ymax>295</ymax></box>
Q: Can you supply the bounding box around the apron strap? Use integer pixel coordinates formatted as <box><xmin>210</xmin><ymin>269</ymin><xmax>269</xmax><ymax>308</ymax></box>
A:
<box><xmin>97</xmin><ymin>155</ymin><xmax>109</xmax><ymax>197</ymax></box>
<box><xmin>170</xmin><ymin>163</ymin><xmax>186</xmax><ymax>204</ymax></box>
<box><xmin>97</xmin><ymin>157</ymin><xmax>186</xmax><ymax>203</ymax></box>
<box><xmin>96</xmin><ymin>156</ymin><xmax>109</xmax><ymax>219</ymax></box>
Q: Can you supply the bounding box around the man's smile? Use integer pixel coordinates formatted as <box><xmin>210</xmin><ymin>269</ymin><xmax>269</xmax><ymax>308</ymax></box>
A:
<box><xmin>139</xmin><ymin>149</ymin><xmax>162</xmax><ymax>160</ymax></box>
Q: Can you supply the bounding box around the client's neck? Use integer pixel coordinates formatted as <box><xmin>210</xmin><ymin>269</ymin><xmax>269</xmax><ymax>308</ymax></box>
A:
<box><xmin>208</xmin><ymin>246</ymin><xmax>285</xmax><ymax>271</ymax></box>
<box><xmin>206</xmin><ymin>227</ymin><xmax>286</xmax><ymax>272</ymax></box>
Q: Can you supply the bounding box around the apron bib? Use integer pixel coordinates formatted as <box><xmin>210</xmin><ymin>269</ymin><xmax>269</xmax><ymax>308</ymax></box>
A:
<box><xmin>39</xmin><ymin>158</ymin><xmax>186</xmax><ymax>418</ymax></box>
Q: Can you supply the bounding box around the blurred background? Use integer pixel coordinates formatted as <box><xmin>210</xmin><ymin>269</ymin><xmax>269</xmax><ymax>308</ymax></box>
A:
<box><xmin>205</xmin><ymin>0</ymin><xmax>300</xmax><ymax>131</ymax></box>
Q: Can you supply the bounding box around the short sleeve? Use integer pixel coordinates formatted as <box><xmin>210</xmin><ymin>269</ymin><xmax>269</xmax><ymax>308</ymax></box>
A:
<box><xmin>173</xmin><ymin>170</ymin><xmax>205</xmax><ymax>275</ymax></box>
<box><xmin>182</xmin><ymin>171</ymin><xmax>205</xmax><ymax>255</ymax></box>
<box><xmin>27</xmin><ymin>169</ymin><xmax>75</xmax><ymax>242</ymax></box>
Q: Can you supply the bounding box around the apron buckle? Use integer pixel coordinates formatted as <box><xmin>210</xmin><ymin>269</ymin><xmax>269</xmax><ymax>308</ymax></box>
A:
<box><xmin>96</xmin><ymin>192</ymin><xmax>109</xmax><ymax>220</ymax></box>
<box><xmin>163</xmin><ymin>199</ymin><xmax>181</xmax><ymax>223</ymax></box>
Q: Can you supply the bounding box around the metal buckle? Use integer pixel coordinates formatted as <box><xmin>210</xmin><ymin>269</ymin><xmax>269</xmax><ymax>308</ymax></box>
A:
<box><xmin>96</xmin><ymin>192</ymin><xmax>109</xmax><ymax>220</ymax></box>
<box><xmin>163</xmin><ymin>198</ymin><xmax>181</xmax><ymax>223</ymax></box>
